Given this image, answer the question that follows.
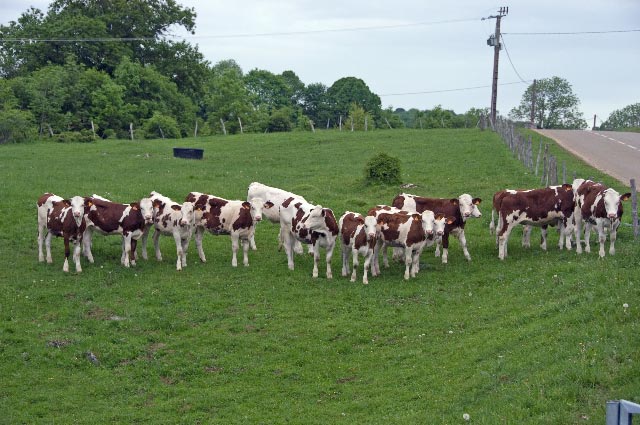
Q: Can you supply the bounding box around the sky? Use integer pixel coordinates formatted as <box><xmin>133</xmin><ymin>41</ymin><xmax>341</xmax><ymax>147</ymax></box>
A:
<box><xmin>2</xmin><ymin>1</ymin><xmax>639</xmax><ymax>126</ymax></box>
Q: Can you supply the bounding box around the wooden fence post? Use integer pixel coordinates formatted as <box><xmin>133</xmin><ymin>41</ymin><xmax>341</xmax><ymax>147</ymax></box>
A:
<box><xmin>562</xmin><ymin>161</ymin><xmax>566</xmax><ymax>184</ymax></box>
<box><xmin>535</xmin><ymin>141</ymin><xmax>543</xmax><ymax>176</ymax></box>
<box><xmin>129</xmin><ymin>123</ymin><xmax>134</xmax><ymax>140</ymax></box>
<box><xmin>310</xmin><ymin>120</ymin><xmax>315</xmax><ymax>133</ymax></box>
<box><xmin>91</xmin><ymin>120</ymin><xmax>96</xmax><ymax>140</ymax></box>
<box><xmin>339</xmin><ymin>115</ymin><xmax>342</xmax><ymax>131</ymax></box>
<box><xmin>194</xmin><ymin>120</ymin><xmax>198</xmax><ymax>138</ymax></box>
<box><xmin>631</xmin><ymin>178</ymin><xmax>638</xmax><ymax>240</ymax></box>
<box><xmin>238</xmin><ymin>117</ymin><xmax>244</xmax><ymax>134</ymax></box>
<box><xmin>220</xmin><ymin>118</ymin><xmax>227</xmax><ymax>135</ymax></box>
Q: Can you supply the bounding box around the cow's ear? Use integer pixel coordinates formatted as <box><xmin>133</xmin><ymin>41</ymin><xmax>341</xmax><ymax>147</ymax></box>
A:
<box><xmin>473</xmin><ymin>197</ymin><xmax>482</xmax><ymax>205</ymax></box>
<box><xmin>264</xmin><ymin>201</ymin><xmax>274</xmax><ymax>209</ymax></box>
<box><xmin>130</xmin><ymin>202</ymin><xmax>139</xmax><ymax>210</ymax></box>
<box><xmin>562</xmin><ymin>184</ymin><xmax>572</xmax><ymax>191</ymax></box>
<box><xmin>450</xmin><ymin>198</ymin><xmax>459</xmax><ymax>206</ymax></box>
<box><xmin>171</xmin><ymin>204</ymin><xmax>181</xmax><ymax>211</ymax></box>
<box><xmin>85</xmin><ymin>199</ymin><xmax>93</xmax><ymax>207</ymax></box>
<box><xmin>435</xmin><ymin>213</ymin><xmax>445</xmax><ymax>220</ymax></box>
<box><xmin>241</xmin><ymin>201</ymin><xmax>251</xmax><ymax>209</ymax></box>
<box><xmin>63</xmin><ymin>199</ymin><xmax>71</xmax><ymax>207</ymax></box>
<box><xmin>447</xmin><ymin>216</ymin><xmax>455</xmax><ymax>224</ymax></box>
<box><xmin>153</xmin><ymin>199</ymin><xmax>162</xmax><ymax>208</ymax></box>
<box><xmin>620</xmin><ymin>193</ymin><xmax>632</xmax><ymax>201</ymax></box>
<box><xmin>413</xmin><ymin>215</ymin><xmax>420</xmax><ymax>221</ymax></box>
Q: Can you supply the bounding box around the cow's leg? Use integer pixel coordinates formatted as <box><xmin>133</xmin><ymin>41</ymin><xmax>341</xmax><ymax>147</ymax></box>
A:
<box><xmin>83</xmin><ymin>227</ymin><xmax>94</xmax><ymax>263</ymax></box>
<box><xmin>434</xmin><ymin>239</ymin><xmax>441</xmax><ymax>258</ymax></box>
<box><xmin>173</xmin><ymin>232</ymin><xmax>183</xmax><ymax>271</ymax></box>
<box><xmin>45</xmin><ymin>232</ymin><xmax>53</xmax><ymax>264</ymax></box>
<box><xmin>140</xmin><ymin>225</ymin><xmax>150</xmax><ymax>260</ymax></box>
<box><xmin>249</xmin><ymin>225</ymin><xmax>257</xmax><ymax>251</ymax></box>
<box><xmin>540</xmin><ymin>225</ymin><xmax>548</xmax><ymax>251</ymax></box>
<box><xmin>403</xmin><ymin>246</ymin><xmax>412</xmax><ymax>280</ymax></box>
<box><xmin>341</xmin><ymin>244</ymin><xmax>350</xmax><ymax>277</ymax></box>
<box><xmin>242</xmin><ymin>237</ymin><xmax>250</xmax><ymax>267</ymax></box>
<box><xmin>382</xmin><ymin>243</ymin><xmax>390</xmax><ymax>268</ymax></box>
<box><xmin>522</xmin><ymin>225</ymin><xmax>531</xmax><ymax>248</ymax></box>
<box><xmin>325</xmin><ymin>241</ymin><xmax>334</xmax><ymax>279</ymax></box>
<box><xmin>153</xmin><ymin>228</ymin><xmax>163</xmax><ymax>261</ymax></box>
<box><xmin>495</xmin><ymin>212</ymin><xmax>503</xmax><ymax>246</ymax></box>
<box><xmin>38</xmin><ymin>225</ymin><xmax>46</xmax><ymax>262</ymax></box>
<box><xmin>63</xmin><ymin>236</ymin><xmax>70</xmax><ymax>272</ymax></box>
<box><xmin>574</xmin><ymin>210</ymin><xmax>583</xmax><ymax>254</ymax></box>
<box><xmin>392</xmin><ymin>247</ymin><xmax>403</xmax><ymax>262</ymax></box>
<box><xmin>583</xmin><ymin>222</ymin><xmax>592</xmax><ymax>254</ymax></box>
<box><xmin>122</xmin><ymin>235</ymin><xmax>132</xmax><ymax>268</ymax></box>
<box><xmin>230</xmin><ymin>234</ymin><xmax>240</xmax><ymax>267</ymax></box>
<box><xmin>489</xmin><ymin>209</ymin><xmax>496</xmax><ymax>235</ymax></box>
<box><xmin>130</xmin><ymin>238</ymin><xmax>138</xmax><ymax>266</ymax></box>
<box><xmin>441</xmin><ymin>233</ymin><xmax>450</xmax><ymax>264</ymax></box>
<box><xmin>498</xmin><ymin>223</ymin><xmax>515</xmax><ymax>260</ymax></box>
<box><xmin>410</xmin><ymin>248</ymin><xmax>421</xmax><ymax>278</ymax></box>
<box><xmin>371</xmin><ymin>240</ymin><xmax>381</xmax><ymax>277</ymax></box>
<box><xmin>73</xmin><ymin>239</ymin><xmax>82</xmax><ymax>273</ymax></box>
<box><xmin>312</xmin><ymin>243</ymin><xmax>320</xmax><ymax>278</ymax></box>
<box><xmin>350</xmin><ymin>249</ymin><xmax>358</xmax><ymax>282</ymax></box>
<box><xmin>281</xmin><ymin>229</ymin><xmax>295</xmax><ymax>271</ymax></box>
<box><xmin>458</xmin><ymin>230</ymin><xmax>471</xmax><ymax>262</ymax></box>
<box><xmin>362</xmin><ymin>250</ymin><xmax>372</xmax><ymax>284</ymax></box>
<box><xmin>596</xmin><ymin>222</ymin><xmax>607</xmax><ymax>258</ymax></box>
<box><xmin>194</xmin><ymin>226</ymin><xmax>206</xmax><ymax>263</ymax></box>
<box><xmin>609</xmin><ymin>220</ymin><xmax>619</xmax><ymax>256</ymax></box>
<box><xmin>181</xmin><ymin>236</ymin><xmax>189</xmax><ymax>268</ymax></box>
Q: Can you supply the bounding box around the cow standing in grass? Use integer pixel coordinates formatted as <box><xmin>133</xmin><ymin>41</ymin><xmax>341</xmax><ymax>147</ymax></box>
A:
<box><xmin>279</xmin><ymin>197</ymin><xmax>338</xmax><ymax>279</ymax></box>
<box><xmin>151</xmin><ymin>195</ymin><xmax>196</xmax><ymax>271</ymax></box>
<box><xmin>45</xmin><ymin>196</ymin><xmax>86</xmax><ymax>273</ymax></box>
<box><xmin>139</xmin><ymin>191</ymin><xmax>170</xmax><ymax>260</ymax></box>
<box><xmin>37</xmin><ymin>192</ymin><xmax>63</xmax><ymax>262</ymax></box>
<box><xmin>339</xmin><ymin>212</ymin><xmax>377</xmax><ymax>284</ymax></box>
<box><xmin>186</xmin><ymin>192</ymin><xmax>272</xmax><ymax>267</ymax></box>
<box><xmin>573</xmin><ymin>178</ymin><xmax>631</xmax><ymax>257</ymax></box>
<box><xmin>392</xmin><ymin>193</ymin><xmax>482</xmax><ymax>264</ymax></box>
<box><xmin>82</xmin><ymin>196</ymin><xmax>147</xmax><ymax>267</ymax></box>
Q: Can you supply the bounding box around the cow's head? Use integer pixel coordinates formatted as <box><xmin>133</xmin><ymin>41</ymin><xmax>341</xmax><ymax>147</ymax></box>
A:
<box><xmin>457</xmin><ymin>194</ymin><xmax>482</xmax><ymax>220</ymax></box>
<box><xmin>179</xmin><ymin>202</ymin><xmax>195</xmax><ymax>227</ymax></box>
<box><xmin>305</xmin><ymin>205</ymin><xmax>327</xmax><ymax>231</ymax></box>
<box><xmin>363</xmin><ymin>215</ymin><xmax>377</xmax><ymax>241</ymax></box>
<box><xmin>139</xmin><ymin>197</ymin><xmax>154</xmax><ymax>224</ymax></box>
<box><xmin>433</xmin><ymin>213</ymin><xmax>455</xmax><ymax>237</ymax></box>
<box><xmin>420</xmin><ymin>210</ymin><xmax>435</xmax><ymax>235</ymax></box>
<box><xmin>603</xmin><ymin>189</ymin><xmax>631</xmax><ymax>220</ymax></box>
<box><xmin>247</xmin><ymin>197</ymin><xmax>274</xmax><ymax>222</ymax></box>
<box><xmin>69</xmin><ymin>196</ymin><xmax>85</xmax><ymax>227</ymax></box>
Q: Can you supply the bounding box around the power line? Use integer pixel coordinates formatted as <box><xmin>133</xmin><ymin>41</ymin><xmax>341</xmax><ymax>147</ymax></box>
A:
<box><xmin>0</xmin><ymin>17</ymin><xmax>480</xmax><ymax>43</ymax></box>
<box><xmin>503</xmin><ymin>28</ymin><xmax>640</xmax><ymax>35</ymax></box>
<box><xmin>379</xmin><ymin>80</ymin><xmax>533</xmax><ymax>97</ymax></box>
<box><xmin>500</xmin><ymin>34</ymin><xmax>527</xmax><ymax>83</ymax></box>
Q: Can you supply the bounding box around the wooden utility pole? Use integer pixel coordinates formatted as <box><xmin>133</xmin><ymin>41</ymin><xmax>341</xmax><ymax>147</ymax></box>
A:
<box><xmin>529</xmin><ymin>79</ymin><xmax>537</xmax><ymax>128</ymax></box>
<box><xmin>485</xmin><ymin>7</ymin><xmax>508</xmax><ymax>129</ymax></box>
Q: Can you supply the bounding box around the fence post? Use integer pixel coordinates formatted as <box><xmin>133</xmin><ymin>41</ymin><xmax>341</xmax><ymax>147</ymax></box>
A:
<box><xmin>631</xmin><ymin>178</ymin><xmax>638</xmax><ymax>240</ymax></box>
<box><xmin>562</xmin><ymin>161</ymin><xmax>566</xmax><ymax>184</ymax></box>
<box><xmin>535</xmin><ymin>141</ymin><xmax>543</xmax><ymax>176</ymax></box>
<box><xmin>129</xmin><ymin>123</ymin><xmax>134</xmax><ymax>140</ymax></box>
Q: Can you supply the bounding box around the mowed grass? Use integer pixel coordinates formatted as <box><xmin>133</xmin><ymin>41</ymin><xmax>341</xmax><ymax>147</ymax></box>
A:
<box><xmin>0</xmin><ymin>129</ymin><xmax>638</xmax><ymax>424</ymax></box>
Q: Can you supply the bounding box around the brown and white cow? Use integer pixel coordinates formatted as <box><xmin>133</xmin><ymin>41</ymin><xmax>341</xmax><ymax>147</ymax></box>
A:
<box><xmin>37</xmin><ymin>192</ymin><xmax>63</xmax><ymax>262</ymax></box>
<box><xmin>573</xmin><ymin>178</ymin><xmax>631</xmax><ymax>257</ymax></box>
<box><xmin>138</xmin><ymin>191</ymin><xmax>170</xmax><ymax>260</ymax></box>
<box><xmin>185</xmin><ymin>192</ymin><xmax>272</xmax><ymax>267</ymax></box>
<box><xmin>45</xmin><ymin>196</ymin><xmax>86</xmax><ymax>272</ymax></box>
<box><xmin>367</xmin><ymin>205</ymin><xmax>443</xmax><ymax>280</ymax></box>
<box><xmin>392</xmin><ymin>193</ymin><xmax>482</xmax><ymax>264</ymax></box>
<box><xmin>82</xmin><ymin>196</ymin><xmax>147</xmax><ymax>267</ymax></box>
<box><xmin>247</xmin><ymin>182</ymin><xmax>308</xmax><ymax>253</ymax></box>
<box><xmin>151</xmin><ymin>195</ymin><xmax>196</xmax><ymax>271</ymax></box>
<box><xmin>338</xmin><ymin>211</ymin><xmax>378</xmax><ymax>284</ymax></box>
<box><xmin>279</xmin><ymin>197</ymin><xmax>339</xmax><ymax>279</ymax></box>
<box><xmin>494</xmin><ymin>184</ymin><xmax>575</xmax><ymax>260</ymax></box>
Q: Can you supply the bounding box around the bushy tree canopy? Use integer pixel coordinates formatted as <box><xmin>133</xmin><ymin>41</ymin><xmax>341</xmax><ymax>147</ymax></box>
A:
<box><xmin>601</xmin><ymin>103</ymin><xmax>640</xmax><ymax>130</ymax></box>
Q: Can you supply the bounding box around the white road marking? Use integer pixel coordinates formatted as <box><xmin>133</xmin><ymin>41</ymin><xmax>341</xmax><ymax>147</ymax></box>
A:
<box><xmin>593</xmin><ymin>131</ymin><xmax>639</xmax><ymax>151</ymax></box>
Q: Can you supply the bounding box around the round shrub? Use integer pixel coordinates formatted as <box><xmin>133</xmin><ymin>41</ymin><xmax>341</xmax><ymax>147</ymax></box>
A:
<box><xmin>142</xmin><ymin>112</ymin><xmax>180</xmax><ymax>139</ymax></box>
<box><xmin>364</xmin><ymin>152</ymin><xmax>402</xmax><ymax>185</ymax></box>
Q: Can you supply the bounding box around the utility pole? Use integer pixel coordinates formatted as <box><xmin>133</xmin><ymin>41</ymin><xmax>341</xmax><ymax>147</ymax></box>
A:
<box><xmin>530</xmin><ymin>79</ymin><xmax>537</xmax><ymax>128</ymax></box>
<box><xmin>485</xmin><ymin>7</ymin><xmax>508</xmax><ymax>129</ymax></box>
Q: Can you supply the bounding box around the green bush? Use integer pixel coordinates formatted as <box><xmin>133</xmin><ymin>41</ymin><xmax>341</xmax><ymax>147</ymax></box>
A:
<box><xmin>364</xmin><ymin>152</ymin><xmax>402</xmax><ymax>185</ymax></box>
<box><xmin>0</xmin><ymin>109</ymin><xmax>36</xmax><ymax>143</ymax></box>
<box><xmin>142</xmin><ymin>112</ymin><xmax>181</xmax><ymax>139</ymax></box>
<box><xmin>52</xmin><ymin>130</ymin><xmax>95</xmax><ymax>143</ymax></box>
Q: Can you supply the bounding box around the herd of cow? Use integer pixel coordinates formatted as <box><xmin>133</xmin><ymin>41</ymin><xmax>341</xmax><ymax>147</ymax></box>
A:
<box><xmin>36</xmin><ymin>179</ymin><xmax>631</xmax><ymax>283</ymax></box>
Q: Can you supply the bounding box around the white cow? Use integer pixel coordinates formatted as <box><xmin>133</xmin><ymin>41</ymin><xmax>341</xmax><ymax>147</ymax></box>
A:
<box><xmin>151</xmin><ymin>196</ymin><xmax>196</xmax><ymax>271</ymax></box>
<box><xmin>338</xmin><ymin>212</ymin><xmax>378</xmax><ymax>284</ymax></box>
<box><xmin>37</xmin><ymin>192</ymin><xmax>64</xmax><ymax>262</ymax></box>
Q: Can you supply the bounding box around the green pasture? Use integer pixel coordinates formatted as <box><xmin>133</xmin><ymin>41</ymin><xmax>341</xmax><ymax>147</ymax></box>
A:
<box><xmin>0</xmin><ymin>129</ymin><xmax>638</xmax><ymax>424</ymax></box>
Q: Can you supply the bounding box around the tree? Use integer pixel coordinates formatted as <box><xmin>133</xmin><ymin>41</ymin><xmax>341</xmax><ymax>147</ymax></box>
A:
<box><xmin>601</xmin><ymin>103</ymin><xmax>640</xmax><ymax>130</ymax></box>
<box><xmin>301</xmin><ymin>82</ymin><xmax>332</xmax><ymax>128</ymax></box>
<box><xmin>204</xmin><ymin>64</ymin><xmax>252</xmax><ymax>134</ymax></box>
<box><xmin>244</xmin><ymin>69</ymin><xmax>289</xmax><ymax>112</ymax></box>
<box><xmin>509</xmin><ymin>77</ymin><xmax>587</xmax><ymax>129</ymax></box>
<box><xmin>326</xmin><ymin>77</ymin><xmax>381</xmax><ymax>123</ymax></box>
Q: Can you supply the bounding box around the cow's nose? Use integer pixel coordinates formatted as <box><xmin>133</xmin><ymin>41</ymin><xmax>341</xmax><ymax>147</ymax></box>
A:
<box><xmin>255</xmin><ymin>216</ymin><xmax>262</xmax><ymax>222</ymax></box>
<box><xmin>427</xmin><ymin>229</ymin><xmax>433</xmax><ymax>235</ymax></box>
<box><xmin>437</xmin><ymin>231</ymin><xmax>444</xmax><ymax>236</ymax></box>
<box><xmin>608</xmin><ymin>213</ymin><xmax>617</xmax><ymax>219</ymax></box>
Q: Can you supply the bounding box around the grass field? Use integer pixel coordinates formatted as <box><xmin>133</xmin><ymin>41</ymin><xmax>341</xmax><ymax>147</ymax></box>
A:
<box><xmin>0</xmin><ymin>128</ymin><xmax>638</xmax><ymax>424</ymax></box>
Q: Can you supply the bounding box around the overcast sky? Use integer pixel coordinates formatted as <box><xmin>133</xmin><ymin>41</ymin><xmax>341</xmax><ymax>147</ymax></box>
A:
<box><xmin>3</xmin><ymin>1</ymin><xmax>639</xmax><ymax>126</ymax></box>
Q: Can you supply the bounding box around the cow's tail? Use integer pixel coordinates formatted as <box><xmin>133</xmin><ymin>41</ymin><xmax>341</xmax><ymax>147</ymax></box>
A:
<box><xmin>489</xmin><ymin>208</ymin><xmax>496</xmax><ymax>235</ymax></box>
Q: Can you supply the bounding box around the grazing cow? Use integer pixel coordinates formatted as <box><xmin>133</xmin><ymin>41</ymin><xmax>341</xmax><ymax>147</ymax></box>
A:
<box><xmin>82</xmin><ymin>196</ymin><xmax>147</xmax><ymax>267</ymax></box>
<box><xmin>494</xmin><ymin>184</ymin><xmax>575</xmax><ymax>260</ymax></box>
<box><xmin>151</xmin><ymin>195</ymin><xmax>196</xmax><ymax>271</ymax></box>
<box><xmin>367</xmin><ymin>205</ymin><xmax>444</xmax><ymax>280</ymax></box>
<box><xmin>338</xmin><ymin>212</ymin><xmax>378</xmax><ymax>284</ymax></box>
<box><xmin>185</xmin><ymin>192</ymin><xmax>272</xmax><ymax>267</ymax></box>
<box><xmin>392</xmin><ymin>193</ymin><xmax>482</xmax><ymax>263</ymax></box>
<box><xmin>279</xmin><ymin>197</ymin><xmax>339</xmax><ymax>279</ymax></box>
<box><xmin>45</xmin><ymin>196</ymin><xmax>86</xmax><ymax>272</ymax></box>
<box><xmin>490</xmin><ymin>189</ymin><xmax>549</xmax><ymax>250</ymax></box>
<box><xmin>37</xmin><ymin>192</ymin><xmax>63</xmax><ymax>262</ymax></box>
<box><xmin>247</xmin><ymin>182</ymin><xmax>308</xmax><ymax>253</ymax></box>
<box><xmin>573</xmin><ymin>179</ymin><xmax>631</xmax><ymax>257</ymax></box>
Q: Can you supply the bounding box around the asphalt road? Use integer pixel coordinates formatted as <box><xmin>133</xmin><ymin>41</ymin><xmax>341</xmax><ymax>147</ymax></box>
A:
<box><xmin>535</xmin><ymin>129</ymin><xmax>640</xmax><ymax>186</ymax></box>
